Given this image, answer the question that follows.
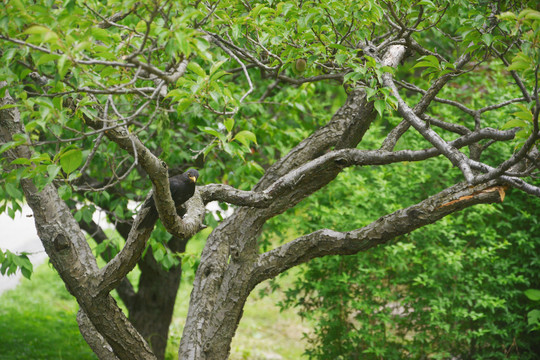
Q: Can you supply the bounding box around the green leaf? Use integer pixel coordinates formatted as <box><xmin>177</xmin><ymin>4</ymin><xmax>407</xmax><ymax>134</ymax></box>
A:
<box><xmin>202</xmin><ymin>141</ymin><xmax>217</xmax><ymax>158</ymax></box>
<box><xmin>412</xmin><ymin>55</ymin><xmax>440</xmax><ymax>70</ymax></box>
<box><xmin>47</xmin><ymin>164</ymin><xmax>61</xmax><ymax>181</ymax></box>
<box><xmin>525</xmin><ymin>289</ymin><xmax>540</xmax><ymax>302</ymax></box>
<box><xmin>10</xmin><ymin>158</ymin><xmax>31</xmax><ymax>165</ymax></box>
<box><xmin>176</xmin><ymin>98</ymin><xmax>193</xmax><ymax>113</ymax></box>
<box><xmin>43</xmin><ymin>30</ymin><xmax>59</xmax><ymax>44</ymax></box>
<box><xmin>250</xmin><ymin>4</ymin><xmax>266</xmax><ymax>17</ymax></box>
<box><xmin>209</xmin><ymin>70</ymin><xmax>229</xmax><ymax>81</ymax></box>
<box><xmin>57</xmin><ymin>54</ymin><xmax>70</xmax><ymax>79</ymax></box>
<box><xmin>58</xmin><ymin>184</ymin><xmax>72</xmax><ymax>200</ymax></box>
<box><xmin>175</xmin><ymin>32</ymin><xmax>192</xmax><ymax>56</ymax></box>
<box><xmin>514</xmin><ymin>106</ymin><xmax>533</xmax><ymax>122</ymax></box>
<box><xmin>519</xmin><ymin>9</ymin><xmax>540</xmax><ymax>20</ymax></box>
<box><xmin>60</xmin><ymin>149</ymin><xmax>83</xmax><ymax>174</ymax></box>
<box><xmin>507</xmin><ymin>61</ymin><xmax>529</xmax><ymax>71</ymax></box>
<box><xmin>201</xmin><ymin>127</ymin><xmax>222</xmax><ymax>138</ymax></box>
<box><xmin>12</xmin><ymin>253</ymin><xmax>32</xmax><ymax>280</ymax></box>
<box><xmin>209</xmin><ymin>60</ymin><xmax>227</xmax><ymax>77</ymax></box>
<box><xmin>528</xmin><ymin>309</ymin><xmax>540</xmax><ymax>328</ymax></box>
<box><xmin>23</xmin><ymin>25</ymin><xmax>50</xmax><ymax>35</ymax></box>
<box><xmin>36</xmin><ymin>53</ymin><xmax>60</xmax><ymax>66</ymax></box>
<box><xmin>5</xmin><ymin>183</ymin><xmax>23</xmax><ymax>200</ymax></box>
<box><xmin>154</xmin><ymin>247</ymin><xmax>165</xmax><ymax>262</ymax></box>
<box><xmin>374</xmin><ymin>99</ymin><xmax>386</xmax><ymax>118</ymax></box>
<box><xmin>91</xmin><ymin>27</ymin><xmax>110</xmax><ymax>42</ymax></box>
<box><xmin>335</xmin><ymin>53</ymin><xmax>348</xmax><ymax>65</ymax></box>
<box><xmin>0</xmin><ymin>104</ymin><xmax>17</xmax><ymax>110</ymax></box>
<box><xmin>188</xmin><ymin>62</ymin><xmax>206</xmax><ymax>77</ymax></box>
<box><xmin>501</xmin><ymin>118</ymin><xmax>527</xmax><ymax>130</ymax></box>
<box><xmin>507</xmin><ymin>53</ymin><xmax>531</xmax><ymax>71</ymax></box>
<box><xmin>498</xmin><ymin>12</ymin><xmax>517</xmax><ymax>21</ymax></box>
<box><xmin>515</xmin><ymin>128</ymin><xmax>530</xmax><ymax>139</ymax></box>
<box><xmin>233</xmin><ymin>130</ymin><xmax>257</xmax><ymax>147</ymax></box>
<box><xmin>20</xmin><ymin>265</ymin><xmax>32</xmax><ymax>280</ymax></box>
<box><xmin>224</xmin><ymin>118</ymin><xmax>235</xmax><ymax>133</ymax></box>
<box><xmin>481</xmin><ymin>33</ymin><xmax>493</xmax><ymax>46</ymax></box>
<box><xmin>166</xmin><ymin>88</ymin><xmax>183</xmax><ymax>99</ymax></box>
<box><xmin>0</xmin><ymin>138</ymin><xmax>26</xmax><ymax>155</ymax></box>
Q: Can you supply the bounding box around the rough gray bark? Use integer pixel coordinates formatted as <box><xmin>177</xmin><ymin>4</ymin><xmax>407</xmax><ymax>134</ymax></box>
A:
<box><xmin>77</xmin><ymin>309</ymin><xmax>119</xmax><ymax>360</ymax></box>
<box><xmin>177</xmin><ymin>42</ymin><xmax>535</xmax><ymax>359</ymax></box>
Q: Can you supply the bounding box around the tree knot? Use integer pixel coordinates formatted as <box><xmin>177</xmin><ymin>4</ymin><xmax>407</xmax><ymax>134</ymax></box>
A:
<box><xmin>54</xmin><ymin>233</ymin><xmax>70</xmax><ymax>252</ymax></box>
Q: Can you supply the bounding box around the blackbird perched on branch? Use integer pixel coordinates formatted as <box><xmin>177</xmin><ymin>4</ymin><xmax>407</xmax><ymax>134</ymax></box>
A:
<box><xmin>137</xmin><ymin>169</ymin><xmax>199</xmax><ymax>230</ymax></box>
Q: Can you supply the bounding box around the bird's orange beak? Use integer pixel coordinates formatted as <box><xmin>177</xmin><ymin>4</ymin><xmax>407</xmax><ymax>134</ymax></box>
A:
<box><xmin>189</xmin><ymin>175</ymin><xmax>197</xmax><ymax>183</ymax></box>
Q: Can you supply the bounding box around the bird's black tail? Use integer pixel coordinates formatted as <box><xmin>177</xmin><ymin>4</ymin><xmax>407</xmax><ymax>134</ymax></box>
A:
<box><xmin>137</xmin><ymin>196</ymin><xmax>158</xmax><ymax>231</ymax></box>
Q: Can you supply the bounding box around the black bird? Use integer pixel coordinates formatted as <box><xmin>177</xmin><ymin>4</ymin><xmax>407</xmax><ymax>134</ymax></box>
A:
<box><xmin>138</xmin><ymin>169</ymin><xmax>199</xmax><ymax>230</ymax></box>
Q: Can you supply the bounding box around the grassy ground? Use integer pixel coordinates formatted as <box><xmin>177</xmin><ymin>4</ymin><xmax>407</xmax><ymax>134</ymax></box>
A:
<box><xmin>0</xmin><ymin>265</ymin><xmax>97</xmax><ymax>360</ymax></box>
<box><xmin>0</xmin><ymin>231</ymin><xmax>309</xmax><ymax>360</ymax></box>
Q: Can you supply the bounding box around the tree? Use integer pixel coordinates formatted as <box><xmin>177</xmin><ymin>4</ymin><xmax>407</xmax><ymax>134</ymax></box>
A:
<box><xmin>0</xmin><ymin>0</ymin><xmax>539</xmax><ymax>359</ymax></box>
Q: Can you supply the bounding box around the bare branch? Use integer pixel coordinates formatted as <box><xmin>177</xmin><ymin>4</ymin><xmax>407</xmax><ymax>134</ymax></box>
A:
<box><xmin>381</xmin><ymin>49</ymin><xmax>474</xmax><ymax>151</ymax></box>
<box><xmin>469</xmin><ymin>158</ymin><xmax>540</xmax><ymax>197</ymax></box>
<box><xmin>419</xmin><ymin>113</ymin><xmax>471</xmax><ymax>135</ymax></box>
<box><xmin>199</xmin><ymin>184</ymin><xmax>271</xmax><ymax>207</ymax></box>
<box><xmin>395</xmin><ymin>80</ymin><xmax>476</xmax><ymax>116</ymax></box>
<box><xmin>382</xmin><ymin>72</ymin><xmax>475</xmax><ymax>183</ymax></box>
<box><xmin>479</xmin><ymin>96</ymin><xmax>528</xmax><ymax>113</ymax></box>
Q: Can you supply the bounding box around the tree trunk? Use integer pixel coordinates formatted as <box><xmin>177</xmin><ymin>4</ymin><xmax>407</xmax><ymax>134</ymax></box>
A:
<box><xmin>129</xmin><ymin>237</ymin><xmax>187</xmax><ymax>360</ymax></box>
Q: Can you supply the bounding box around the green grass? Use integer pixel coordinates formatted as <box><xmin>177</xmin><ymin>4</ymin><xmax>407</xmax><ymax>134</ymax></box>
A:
<box><xmin>229</xmin><ymin>282</ymin><xmax>310</xmax><ymax>360</ymax></box>
<box><xmin>0</xmin><ymin>264</ymin><xmax>97</xmax><ymax>360</ymax></box>
<box><xmin>0</xmin><ymin>230</ymin><xmax>308</xmax><ymax>360</ymax></box>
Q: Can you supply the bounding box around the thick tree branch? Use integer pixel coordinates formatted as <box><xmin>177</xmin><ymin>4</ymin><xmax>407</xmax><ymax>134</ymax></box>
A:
<box><xmin>469</xmin><ymin>158</ymin><xmax>540</xmax><ymax>197</ymax></box>
<box><xmin>77</xmin><ymin>310</ymin><xmax>119</xmax><ymax>360</ymax></box>
<box><xmin>199</xmin><ymin>127</ymin><xmax>517</xmax><ymax>210</ymax></box>
<box><xmin>253</xmin><ymin>180</ymin><xmax>505</xmax><ymax>283</ymax></box>
<box><xmin>255</xmin><ymin>45</ymin><xmax>407</xmax><ymax>190</ymax></box>
<box><xmin>77</xmin><ymin>216</ymin><xmax>137</xmax><ymax>309</ymax></box>
<box><xmin>81</xmin><ymin>105</ymin><xmax>201</xmax><ymax>240</ymax></box>
<box><xmin>199</xmin><ymin>184</ymin><xmax>272</xmax><ymax>207</ymax></box>
<box><xmin>97</xmin><ymin>189</ymin><xmax>205</xmax><ymax>295</ymax></box>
